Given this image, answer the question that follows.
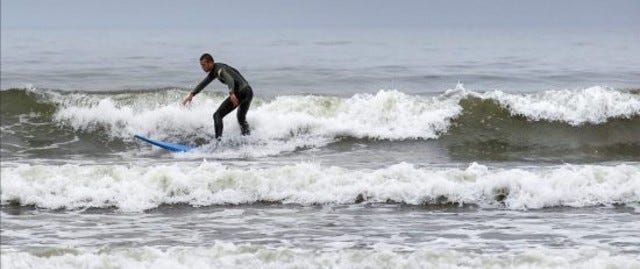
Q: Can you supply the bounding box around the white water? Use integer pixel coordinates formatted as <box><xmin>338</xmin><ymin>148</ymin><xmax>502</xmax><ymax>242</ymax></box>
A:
<box><xmin>3</xmin><ymin>243</ymin><xmax>639</xmax><ymax>269</ymax></box>
<box><xmin>46</xmin><ymin>86</ymin><xmax>640</xmax><ymax>144</ymax></box>
<box><xmin>474</xmin><ymin>86</ymin><xmax>640</xmax><ymax>125</ymax></box>
<box><xmin>51</xmin><ymin>89</ymin><xmax>460</xmax><ymax>141</ymax></box>
<box><xmin>2</xmin><ymin>161</ymin><xmax>638</xmax><ymax>212</ymax></box>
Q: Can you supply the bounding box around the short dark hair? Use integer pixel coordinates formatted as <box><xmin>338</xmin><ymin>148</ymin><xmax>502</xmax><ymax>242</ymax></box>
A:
<box><xmin>200</xmin><ymin>53</ymin><xmax>214</xmax><ymax>62</ymax></box>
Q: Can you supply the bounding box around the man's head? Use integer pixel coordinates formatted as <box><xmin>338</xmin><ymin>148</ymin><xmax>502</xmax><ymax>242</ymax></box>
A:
<box><xmin>200</xmin><ymin>53</ymin><xmax>215</xmax><ymax>72</ymax></box>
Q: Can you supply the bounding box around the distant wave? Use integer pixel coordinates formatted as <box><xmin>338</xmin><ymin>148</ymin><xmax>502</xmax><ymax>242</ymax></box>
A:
<box><xmin>1</xmin><ymin>85</ymin><xmax>639</xmax><ymax>160</ymax></box>
<box><xmin>467</xmin><ymin>86</ymin><xmax>640</xmax><ymax>125</ymax></box>
<box><xmin>2</xmin><ymin>162</ymin><xmax>638</xmax><ymax>211</ymax></box>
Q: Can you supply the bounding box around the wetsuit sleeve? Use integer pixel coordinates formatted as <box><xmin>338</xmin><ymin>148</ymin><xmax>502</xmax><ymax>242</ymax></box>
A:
<box><xmin>191</xmin><ymin>71</ymin><xmax>216</xmax><ymax>96</ymax></box>
<box><xmin>218</xmin><ymin>68</ymin><xmax>236</xmax><ymax>94</ymax></box>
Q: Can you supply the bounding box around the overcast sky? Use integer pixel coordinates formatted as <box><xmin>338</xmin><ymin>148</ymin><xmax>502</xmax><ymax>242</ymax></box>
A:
<box><xmin>2</xmin><ymin>0</ymin><xmax>639</xmax><ymax>29</ymax></box>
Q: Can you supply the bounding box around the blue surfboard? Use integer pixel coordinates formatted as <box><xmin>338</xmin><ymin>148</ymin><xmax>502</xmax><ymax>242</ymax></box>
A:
<box><xmin>134</xmin><ymin>135</ymin><xmax>194</xmax><ymax>152</ymax></box>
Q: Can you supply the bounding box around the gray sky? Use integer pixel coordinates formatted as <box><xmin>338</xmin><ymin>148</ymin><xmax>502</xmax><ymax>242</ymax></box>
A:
<box><xmin>2</xmin><ymin>0</ymin><xmax>639</xmax><ymax>29</ymax></box>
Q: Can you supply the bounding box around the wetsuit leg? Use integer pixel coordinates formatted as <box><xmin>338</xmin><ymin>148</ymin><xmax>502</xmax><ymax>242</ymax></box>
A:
<box><xmin>213</xmin><ymin>97</ymin><xmax>235</xmax><ymax>139</ymax></box>
<box><xmin>236</xmin><ymin>88</ymin><xmax>253</xmax><ymax>136</ymax></box>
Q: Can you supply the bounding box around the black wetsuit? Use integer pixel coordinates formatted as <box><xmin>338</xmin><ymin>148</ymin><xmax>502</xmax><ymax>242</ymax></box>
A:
<box><xmin>191</xmin><ymin>63</ymin><xmax>253</xmax><ymax>139</ymax></box>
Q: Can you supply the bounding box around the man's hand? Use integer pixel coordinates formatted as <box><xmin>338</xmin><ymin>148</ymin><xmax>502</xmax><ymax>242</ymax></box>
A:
<box><xmin>182</xmin><ymin>93</ymin><xmax>194</xmax><ymax>106</ymax></box>
<box><xmin>229</xmin><ymin>93</ymin><xmax>239</xmax><ymax>107</ymax></box>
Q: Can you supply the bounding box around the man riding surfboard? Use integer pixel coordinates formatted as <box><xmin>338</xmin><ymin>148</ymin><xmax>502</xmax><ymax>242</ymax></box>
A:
<box><xmin>182</xmin><ymin>53</ymin><xmax>253</xmax><ymax>140</ymax></box>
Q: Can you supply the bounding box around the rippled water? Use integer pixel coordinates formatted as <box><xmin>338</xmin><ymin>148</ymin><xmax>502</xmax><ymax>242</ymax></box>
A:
<box><xmin>2</xmin><ymin>28</ymin><xmax>639</xmax><ymax>94</ymax></box>
<box><xmin>3</xmin><ymin>204</ymin><xmax>640</xmax><ymax>253</ymax></box>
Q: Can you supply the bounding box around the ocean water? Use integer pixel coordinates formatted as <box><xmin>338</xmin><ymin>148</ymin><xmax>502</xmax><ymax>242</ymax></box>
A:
<box><xmin>1</xmin><ymin>27</ymin><xmax>640</xmax><ymax>268</ymax></box>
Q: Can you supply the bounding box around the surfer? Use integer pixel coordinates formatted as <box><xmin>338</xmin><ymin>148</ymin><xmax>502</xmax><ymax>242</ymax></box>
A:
<box><xmin>182</xmin><ymin>53</ymin><xmax>253</xmax><ymax>139</ymax></box>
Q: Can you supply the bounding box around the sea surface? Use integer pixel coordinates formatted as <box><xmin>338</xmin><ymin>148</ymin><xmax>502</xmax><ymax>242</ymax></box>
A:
<box><xmin>1</xmin><ymin>27</ymin><xmax>640</xmax><ymax>268</ymax></box>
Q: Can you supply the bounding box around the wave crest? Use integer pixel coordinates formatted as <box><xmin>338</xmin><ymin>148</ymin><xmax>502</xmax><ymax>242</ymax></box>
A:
<box><xmin>2</xmin><ymin>86</ymin><xmax>639</xmax><ymax>160</ymax></box>
<box><xmin>2</xmin><ymin>162</ymin><xmax>638</xmax><ymax>211</ymax></box>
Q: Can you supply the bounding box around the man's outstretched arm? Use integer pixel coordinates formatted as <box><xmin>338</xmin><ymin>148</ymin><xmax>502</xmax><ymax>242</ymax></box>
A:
<box><xmin>182</xmin><ymin>72</ymin><xmax>215</xmax><ymax>105</ymax></box>
<box><xmin>192</xmin><ymin>71</ymin><xmax>216</xmax><ymax>96</ymax></box>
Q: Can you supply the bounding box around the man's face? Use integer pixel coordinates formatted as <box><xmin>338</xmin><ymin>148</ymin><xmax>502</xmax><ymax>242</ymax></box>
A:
<box><xmin>200</xmin><ymin>60</ymin><xmax>214</xmax><ymax>72</ymax></box>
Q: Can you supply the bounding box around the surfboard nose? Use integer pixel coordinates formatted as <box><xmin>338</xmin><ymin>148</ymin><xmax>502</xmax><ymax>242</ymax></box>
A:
<box><xmin>134</xmin><ymin>135</ymin><xmax>193</xmax><ymax>152</ymax></box>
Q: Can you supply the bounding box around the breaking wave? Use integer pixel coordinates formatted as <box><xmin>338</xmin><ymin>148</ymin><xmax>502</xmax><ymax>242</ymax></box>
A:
<box><xmin>2</xmin><ymin>161</ymin><xmax>638</xmax><ymax>212</ymax></box>
<box><xmin>2</xmin><ymin>85</ymin><xmax>639</xmax><ymax>160</ymax></box>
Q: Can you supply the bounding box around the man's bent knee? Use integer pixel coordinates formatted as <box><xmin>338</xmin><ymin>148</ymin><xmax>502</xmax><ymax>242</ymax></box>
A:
<box><xmin>213</xmin><ymin>112</ymin><xmax>222</xmax><ymax>122</ymax></box>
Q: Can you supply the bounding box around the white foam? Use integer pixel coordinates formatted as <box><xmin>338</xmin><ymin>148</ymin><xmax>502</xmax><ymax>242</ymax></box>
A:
<box><xmin>49</xmin><ymin>86</ymin><xmax>640</xmax><ymax>146</ymax></box>
<box><xmin>476</xmin><ymin>86</ymin><xmax>640</xmax><ymax>125</ymax></box>
<box><xmin>2</xmin><ymin>243</ymin><xmax>639</xmax><ymax>269</ymax></box>
<box><xmin>2</xmin><ymin>162</ymin><xmax>638</xmax><ymax>212</ymax></box>
<box><xmin>49</xmin><ymin>89</ymin><xmax>461</xmax><ymax>157</ymax></box>
<box><xmin>53</xmin><ymin>89</ymin><xmax>460</xmax><ymax>140</ymax></box>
